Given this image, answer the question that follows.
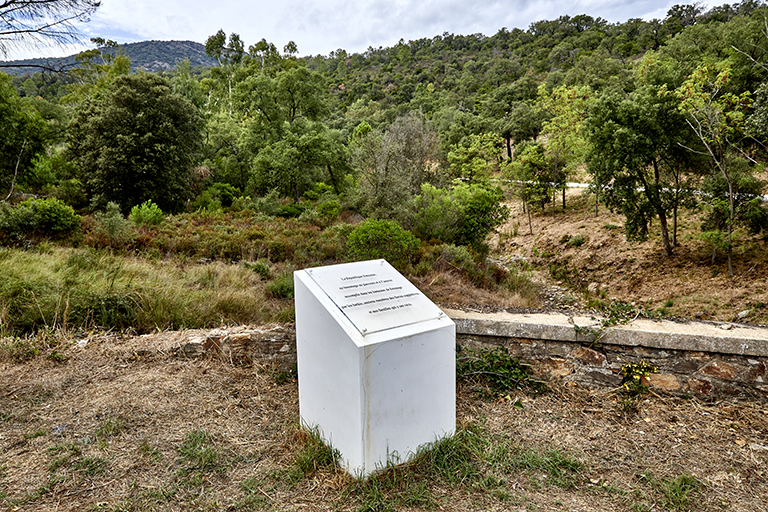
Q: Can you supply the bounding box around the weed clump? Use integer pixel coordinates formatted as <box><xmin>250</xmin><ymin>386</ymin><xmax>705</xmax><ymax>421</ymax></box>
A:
<box><xmin>457</xmin><ymin>346</ymin><xmax>546</xmax><ymax>397</ymax></box>
<box><xmin>286</xmin><ymin>426</ymin><xmax>340</xmax><ymax>483</ymax></box>
<box><xmin>265</xmin><ymin>272</ymin><xmax>295</xmax><ymax>299</ymax></box>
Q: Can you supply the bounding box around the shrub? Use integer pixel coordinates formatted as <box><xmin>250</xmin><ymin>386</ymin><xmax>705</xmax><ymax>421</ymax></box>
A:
<box><xmin>265</xmin><ymin>272</ymin><xmax>295</xmax><ymax>299</ymax></box>
<box><xmin>248</xmin><ymin>189</ymin><xmax>282</xmax><ymax>217</ymax></box>
<box><xmin>298</xmin><ymin>207</ymin><xmax>318</xmax><ymax>225</ymax></box>
<box><xmin>0</xmin><ymin>198</ymin><xmax>81</xmax><ymax>245</ymax></box>
<box><xmin>191</xmin><ymin>189</ymin><xmax>223</xmax><ymax>213</ymax></box>
<box><xmin>209</xmin><ymin>183</ymin><xmax>240</xmax><ymax>208</ymax></box>
<box><xmin>407</xmin><ymin>183</ymin><xmax>509</xmax><ymax>251</ymax></box>
<box><xmin>277</xmin><ymin>203</ymin><xmax>305</xmax><ymax>218</ymax></box>
<box><xmin>316</xmin><ymin>200</ymin><xmax>341</xmax><ymax>223</ymax></box>
<box><xmin>244</xmin><ymin>259</ymin><xmax>271</xmax><ymax>279</ymax></box>
<box><xmin>129</xmin><ymin>200</ymin><xmax>164</xmax><ymax>226</ymax></box>
<box><xmin>92</xmin><ymin>202</ymin><xmax>131</xmax><ymax>248</ymax></box>
<box><xmin>347</xmin><ymin>219</ymin><xmax>420</xmax><ymax>269</ymax></box>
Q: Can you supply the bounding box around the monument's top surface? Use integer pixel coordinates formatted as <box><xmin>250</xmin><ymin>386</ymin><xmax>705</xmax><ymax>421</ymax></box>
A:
<box><xmin>304</xmin><ymin>259</ymin><xmax>444</xmax><ymax>336</ymax></box>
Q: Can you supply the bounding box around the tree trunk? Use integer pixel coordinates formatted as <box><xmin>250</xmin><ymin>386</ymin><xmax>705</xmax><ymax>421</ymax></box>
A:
<box><xmin>505</xmin><ymin>136</ymin><xmax>512</xmax><ymax>159</ymax></box>
<box><xmin>527</xmin><ymin>202</ymin><xmax>533</xmax><ymax>235</ymax></box>
<box><xmin>327</xmin><ymin>164</ymin><xmax>340</xmax><ymax>195</ymax></box>
<box><xmin>673</xmin><ymin>204</ymin><xmax>678</xmax><ymax>248</ymax></box>
<box><xmin>552</xmin><ymin>187</ymin><xmax>556</xmax><ymax>218</ymax></box>
<box><xmin>657</xmin><ymin>210</ymin><xmax>673</xmax><ymax>257</ymax></box>
<box><xmin>727</xmin><ymin>179</ymin><xmax>734</xmax><ymax>276</ymax></box>
<box><xmin>2</xmin><ymin>140</ymin><xmax>27</xmax><ymax>203</ymax></box>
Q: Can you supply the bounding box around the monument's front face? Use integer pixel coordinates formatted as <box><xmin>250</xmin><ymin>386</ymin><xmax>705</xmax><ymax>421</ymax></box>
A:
<box><xmin>294</xmin><ymin>260</ymin><xmax>456</xmax><ymax>476</ymax></box>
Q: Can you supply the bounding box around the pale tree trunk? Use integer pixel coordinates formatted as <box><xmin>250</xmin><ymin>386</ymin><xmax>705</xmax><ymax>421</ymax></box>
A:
<box><xmin>2</xmin><ymin>140</ymin><xmax>27</xmax><ymax>203</ymax></box>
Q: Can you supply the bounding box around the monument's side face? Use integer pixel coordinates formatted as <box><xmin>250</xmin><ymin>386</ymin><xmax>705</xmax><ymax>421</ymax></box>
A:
<box><xmin>361</xmin><ymin>325</ymin><xmax>455</xmax><ymax>472</ymax></box>
<box><xmin>294</xmin><ymin>272</ymin><xmax>364</xmax><ymax>469</ymax></box>
<box><xmin>294</xmin><ymin>260</ymin><xmax>455</xmax><ymax>476</ymax></box>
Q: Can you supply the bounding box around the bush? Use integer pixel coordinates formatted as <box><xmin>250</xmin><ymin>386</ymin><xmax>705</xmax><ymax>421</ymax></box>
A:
<box><xmin>265</xmin><ymin>272</ymin><xmax>295</xmax><ymax>299</ymax></box>
<box><xmin>316</xmin><ymin>200</ymin><xmax>341</xmax><ymax>224</ymax></box>
<box><xmin>277</xmin><ymin>203</ymin><xmax>305</xmax><ymax>218</ymax></box>
<box><xmin>244</xmin><ymin>259</ymin><xmax>271</xmax><ymax>279</ymax></box>
<box><xmin>407</xmin><ymin>182</ymin><xmax>509</xmax><ymax>251</ymax></box>
<box><xmin>347</xmin><ymin>219</ymin><xmax>420</xmax><ymax>269</ymax></box>
<box><xmin>298</xmin><ymin>207</ymin><xmax>318</xmax><ymax>225</ymax></box>
<box><xmin>129</xmin><ymin>200</ymin><xmax>164</xmax><ymax>226</ymax></box>
<box><xmin>92</xmin><ymin>202</ymin><xmax>131</xmax><ymax>248</ymax></box>
<box><xmin>209</xmin><ymin>183</ymin><xmax>240</xmax><ymax>208</ymax></box>
<box><xmin>249</xmin><ymin>189</ymin><xmax>282</xmax><ymax>217</ymax></box>
<box><xmin>0</xmin><ymin>198</ymin><xmax>81</xmax><ymax>245</ymax></box>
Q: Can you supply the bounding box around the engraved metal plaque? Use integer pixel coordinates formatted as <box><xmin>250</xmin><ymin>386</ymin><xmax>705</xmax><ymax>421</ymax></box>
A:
<box><xmin>306</xmin><ymin>260</ymin><xmax>442</xmax><ymax>335</ymax></box>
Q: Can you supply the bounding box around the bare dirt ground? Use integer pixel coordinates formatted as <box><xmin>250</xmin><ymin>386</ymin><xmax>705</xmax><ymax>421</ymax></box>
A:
<box><xmin>492</xmin><ymin>189</ymin><xmax>768</xmax><ymax>325</ymax></box>
<box><xmin>1</xmin><ymin>332</ymin><xmax>767</xmax><ymax>512</ymax></box>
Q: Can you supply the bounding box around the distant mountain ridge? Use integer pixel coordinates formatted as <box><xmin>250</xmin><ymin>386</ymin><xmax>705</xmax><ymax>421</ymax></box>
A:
<box><xmin>0</xmin><ymin>40</ymin><xmax>217</xmax><ymax>76</ymax></box>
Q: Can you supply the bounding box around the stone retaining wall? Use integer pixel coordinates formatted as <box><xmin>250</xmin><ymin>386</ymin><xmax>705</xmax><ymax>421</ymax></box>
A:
<box><xmin>180</xmin><ymin>311</ymin><xmax>768</xmax><ymax>400</ymax></box>
<box><xmin>458</xmin><ymin>333</ymin><xmax>767</xmax><ymax>400</ymax></box>
<box><xmin>449</xmin><ymin>309</ymin><xmax>768</xmax><ymax>400</ymax></box>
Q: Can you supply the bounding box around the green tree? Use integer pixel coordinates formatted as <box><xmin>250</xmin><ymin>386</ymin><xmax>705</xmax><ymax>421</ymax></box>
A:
<box><xmin>698</xmin><ymin>157</ymin><xmax>768</xmax><ymax>263</ymax></box>
<box><xmin>504</xmin><ymin>141</ymin><xmax>551</xmax><ymax>234</ymax></box>
<box><xmin>447</xmin><ymin>132</ymin><xmax>500</xmax><ymax>183</ymax></box>
<box><xmin>60</xmin><ymin>38</ymin><xmax>131</xmax><ymax>107</ymax></box>
<box><xmin>407</xmin><ymin>182</ymin><xmax>509</xmax><ymax>250</ymax></box>
<box><xmin>676</xmin><ymin>60</ymin><xmax>753</xmax><ymax>275</ymax></box>
<box><xmin>538</xmin><ymin>84</ymin><xmax>593</xmax><ymax>213</ymax></box>
<box><xmin>233</xmin><ymin>61</ymin><xmax>332</xmax><ymax>201</ymax></box>
<box><xmin>586</xmin><ymin>85</ymin><xmax>698</xmax><ymax>256</ymax></box>
<box><xmin>204</xmin><ymin>30</ymin><xmax>245</xmax><ymax>114</ymax></box>
<box><xmin>0</xmin><ymin>72</ymin><xmax>47</xmax><ymax>200</ymax></box>
<box><xmin>67</xmin><ymin>73</ymin><xmax>202</xmax><ymax>213</ymax></box>
<box><xmin>350</xmin><ymin>112</ymin><xmax>443</xmax><ymax>218</ymax></box>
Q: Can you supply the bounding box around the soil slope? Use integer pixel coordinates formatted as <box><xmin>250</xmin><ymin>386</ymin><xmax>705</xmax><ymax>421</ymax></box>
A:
<box><xmin>492</xmin><ymin>189</ymin><xmax>768</xmax><ymax>325</ymax></box>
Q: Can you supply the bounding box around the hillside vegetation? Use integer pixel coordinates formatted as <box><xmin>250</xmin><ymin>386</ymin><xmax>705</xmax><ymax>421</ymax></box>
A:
<box><xmin>1</xmin><ymin>2</ymin><xmax>768</xmax><ymax>337</ymax></box>
<box><xmin>0</xmin><ymin>40</ymin><xmax>215</xmax><ymax>76</ymax></box>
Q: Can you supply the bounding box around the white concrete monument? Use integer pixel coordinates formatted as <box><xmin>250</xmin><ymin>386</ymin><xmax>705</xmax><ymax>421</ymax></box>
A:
<box><xmin>294</xmin><ymin>259</ymin><xmax>455</xmax><ymax>476</ymax></box>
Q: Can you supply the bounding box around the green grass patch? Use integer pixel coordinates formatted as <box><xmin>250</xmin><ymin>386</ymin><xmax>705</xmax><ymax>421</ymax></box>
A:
<box><xmin>283</xmin><ymin>426</ymin><xmax>340</xmax><ymax>484</ymax></box>
<box><xmin>23</xmin><ymin>429</ymin><xmax>46</xmax><ymax>440</ymax></box>
<box><xmin>457</xmin><ymin>346</ymin><xmax>546</xmax><ymax>397</ymax></box>
<box><xmin>340</xmin><ymin>424</ymin><xmax>585</xmax><ymax>510</ymax></box>
<box><xmin>0</xmin><ymin>247</ymin><xmax>282</xmax><ymax>336</ymax></box>
<box><xmin>178</xmin><ymin>430</ymin><xmax>222</xmax><ymax>474</ymax></box>
<box><xmin>95</xmin><ymin>417</ymin><xmax>125</xmax><ymax>439</ymax></box>
<box><xmin>661</xmin><ymin>474</ymin><xmax>701</xmax><ymax>511</ymax></box>
<box><xmin>493</xmin><ymin>444</ymin><xmax>584</xmax><ymax>489</ymax></box>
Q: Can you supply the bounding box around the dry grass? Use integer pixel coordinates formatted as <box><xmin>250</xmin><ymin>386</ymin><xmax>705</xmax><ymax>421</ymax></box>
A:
<box><xmin>494</xmin><ymin>189</ymin><xmax>768</xmax><ymax>324</ymax></box>
<box><xmin>0</xmin><ymin>247</ymin><xmax>293</xmax><ymax>335</ymax></box>
<box><xmin>1</xmin><ymin>331</ymin><xmax>766</xmax><ymax>512</ymax></box>
<box><xmin>414</xmin><ymin>268</ymin><xmax>540</xmax><ymax>310</ymax></box>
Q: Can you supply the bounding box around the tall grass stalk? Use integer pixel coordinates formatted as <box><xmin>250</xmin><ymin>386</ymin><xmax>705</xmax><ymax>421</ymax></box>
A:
<box><xmin>0</xmin><ymin>247</ymin><xmax>281</xmax><ymax>335</ymax></box>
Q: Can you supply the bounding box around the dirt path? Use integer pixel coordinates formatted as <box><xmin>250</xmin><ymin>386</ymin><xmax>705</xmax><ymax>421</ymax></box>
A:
<box><xmin>1</xmin><ymin>330</ymin><xmax>767</xmax><ymax>511</ymax></box>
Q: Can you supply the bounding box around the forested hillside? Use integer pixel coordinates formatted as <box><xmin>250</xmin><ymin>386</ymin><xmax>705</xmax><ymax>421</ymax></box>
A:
<box><xmin>0</xmin><ymin>39</ymin><xmax>215</xmax><ymax>76</ymax></box>
<box><xmin>2</xmin><ymin>2</ymin><xmax>768</xmax><ymax>334</ymax></box>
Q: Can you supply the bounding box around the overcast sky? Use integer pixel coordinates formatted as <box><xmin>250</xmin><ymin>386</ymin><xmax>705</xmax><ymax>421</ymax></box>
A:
<box><xmin>11</xmin><ymin>0</ymin><xmax>721</xmax><ymax>60</ymax></box>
